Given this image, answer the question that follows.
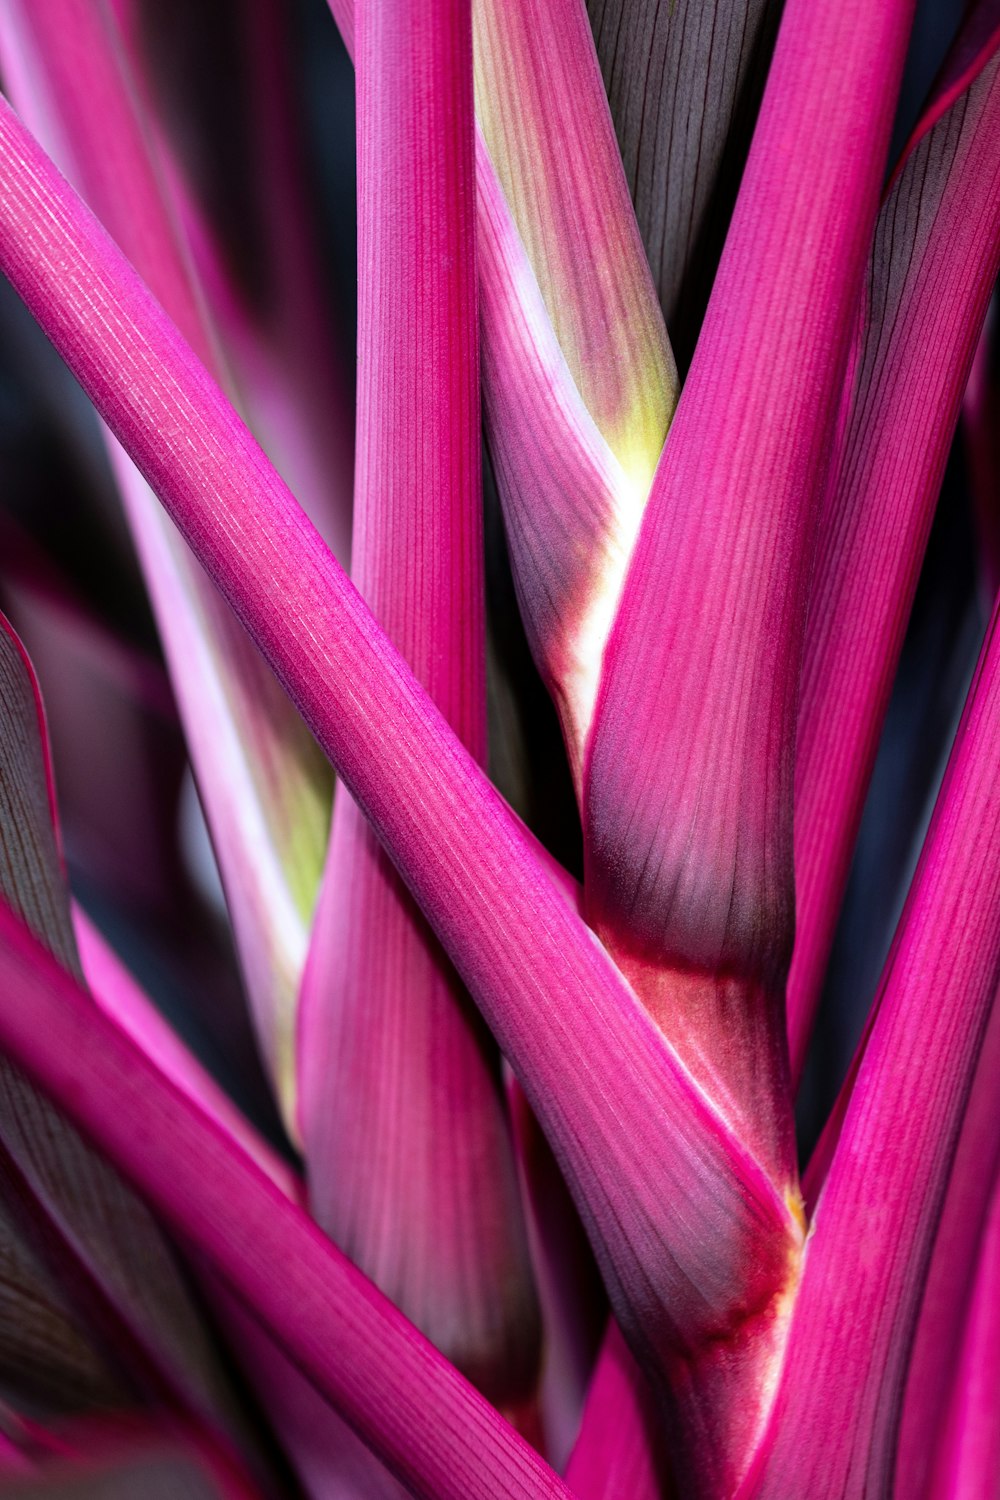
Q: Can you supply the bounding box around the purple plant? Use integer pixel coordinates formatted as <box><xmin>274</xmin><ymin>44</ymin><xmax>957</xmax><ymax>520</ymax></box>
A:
<box><xmin>0</xmin><ymin>0</ymin><xmax>995</xmax><ymax>1495</ymax></box>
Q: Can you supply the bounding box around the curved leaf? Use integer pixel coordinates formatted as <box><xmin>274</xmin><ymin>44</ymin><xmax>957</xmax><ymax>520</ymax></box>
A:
<box><xmin>0</xmin><ymin>903</ymin><xmax>569</xmax><ymax>1500</ymax></box>
<box><xmin>749</xmin><ymin>600</ymin><xmax>1000</xmax><ymax>1498</ymax></box>
<box><xmin>473</xmin><ymin>0</ymin><xmax>677</xmax><ymax>770</ymax></box>
<box><xmin>897</xmin><ymin>984</ymin><xmax>1000</xmax><ymax>1492</ymax></box>
<box><xmin>477</xmin><ymin>152</ymin><xmax>646</xmax><ymax>780</ymax></box>
<box><xmin>0</xmin><ymin>90</ymin><xmax>800</xmax><ymax>1431</ymax></box>
<box><xmin>581</xmin><ymin>0</ymin><xmax>912</xmax><ymax>1480</ymax></box>
<box><xmin>474</xmin><ymin>0</ymin><xmax>674</xmax><ymax>484</ymax></box>
<box><xmin>924</xmin><ymin>1154</ymin><xmax>1000</xmax><ymax>1498</ymax></box>
<box><xmin>788</xmin><ymin>2</ymin><xmax>1000</xmax><ymax>1075</ymax></box>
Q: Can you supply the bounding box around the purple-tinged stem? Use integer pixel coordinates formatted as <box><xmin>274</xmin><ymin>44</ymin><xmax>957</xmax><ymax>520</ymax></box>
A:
<box><xmin>71</xmin><ymin>905</ymin><xmax>398</xmax><ymax>1496</ymax></box>
<box><xmin>580</xmin><ymin>0</ymin><xmax>911</xmax><ymax>1482</ymax></box>
<box><xmin>0</xmin><ymin>903</ymin><xmax>568</xmax><ymax>1500</ymax></box>
<box><xmin>297</xmin><ymin>0</ymin><xmax>539</xmax><ymax>1406</ymax></box>
<box><xmin>584</xmin><ymin>0</ymin><xmax>913</xmax><ymax>1187</ymax></box>
<box><xmin>328</xmin><ymin>0</ymin><xmax>677</xmax><ymax>778</ymax></box>
<box><xmin>0</xmin><ymin>87</ymin><xmax>800</xmax><ymax>1427</ymax></box>
<box><xmin>746</xmin><ymin>599</ymin><xmax>1000</xmax><ymax>1498</ymax></box>
<box><xmin>788</xmin><ymin>3</ymin><xmax>1000</xmax><ymax>1077</ymax></box>
<box><xmin>72</xmin><ymin>908</ymin><xmax>385</xmax><ymax>1492</ymax></box>
<box><xmin>209</xmin><ymin>1282</ymin><xmax>413</xmax><ymax>1500</ymax></box>
<box><xmin>896</xmin><ymin>981</ymin><xmax>1000</xmax><ymax>1493</ymax></box>
<box><xmin>566</xmin><ymin>1321</ymin><xmax>669</xmax><ymax>1500</ymax></box>
<box><xmin>925</xmin><ymin>1155</ymin><xmax>1000</xmax><ymax>1498</ymax></box>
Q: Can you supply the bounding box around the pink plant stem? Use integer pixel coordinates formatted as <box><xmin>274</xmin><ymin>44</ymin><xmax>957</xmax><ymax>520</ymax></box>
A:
<box><xmin>0</xmin><ymin>902</ymin><xmax>570</xmax><ymax>1500</ymax></box>
<box><xmin>565</xmin><ymin>1321</ymin><xmax>669</xmax><ymax>1500</ymax></box>
<box><xmin>583</xmin><ymin>0</ymin><xmax>914</xmax><ymax>1190</ymax></box>
<box><xmin>297</xmin><ymin>0</ymin><xmax>539</xmax><ymax>1417</ymax></box>
<box><xmin>330</xmin><ymin>0</ymin><xmax>677</xmax><ymax>781</ymax></box>
<box><xmin>925</xmin><ymin>1154</ymin><xmax>1000</xmax><ymax>1498</ymax></box>
<box><xmin>0</xmin><ymin>90</ymin><xmax>798</xmax><ymax>1413</ymax></box>
<box><xmin>578</xmin><ymin>0</ymin><xmax>911</xmax><ymax>1485</ymax></box>
<box><xmin>896</xmin><ymin>980</ymin><xmax>1000</xmax><ymax>1493</ymax></box>
<box><xmin>788</xmin><ymin>8</ymin><xmax>1000</xmax><ymax>1076</ymax></box>
<box><xmin>71</xmin><ymin>902</ymin><xmax>396</xmax><ymax>1496</ymax></box>
<box><xmin>746</xmin><ymin>598</ymin><xmax>1000</xmax><ymax>1498</ymax></box>
<box><xmin>204</xmin><ymin>1275</ymin><xmax>410</xmax><ymax>1500</ymax></box>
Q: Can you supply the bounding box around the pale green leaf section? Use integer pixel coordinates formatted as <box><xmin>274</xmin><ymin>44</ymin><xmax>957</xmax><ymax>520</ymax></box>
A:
<box><xmin>474</xmin><ymin>0</ymin><xmax>676</xmax><ymax>493</ymax></box>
